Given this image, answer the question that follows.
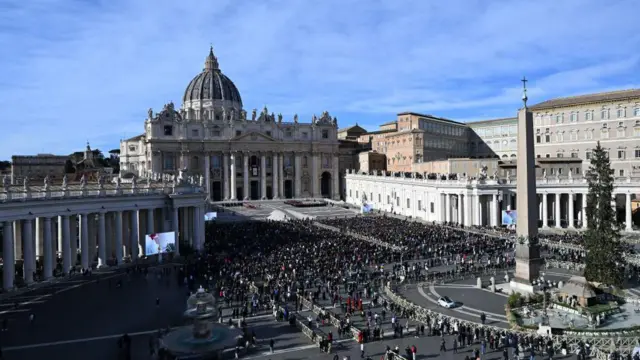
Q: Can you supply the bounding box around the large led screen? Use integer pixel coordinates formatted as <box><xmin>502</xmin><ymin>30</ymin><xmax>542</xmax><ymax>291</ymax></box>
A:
<box><xmin>204</xmin><ymin>212</ymin><xmax>217</xmax><ymax>221</ymax></box>
<box><xmin>501</xmin><ymin>210</ymin><xmax>517</xmax><ymax>226</ymax></box>
<box><xmin>145</xmin><ymin>231</ymin><xmax>176</xmax><ymax>256</ymax></box>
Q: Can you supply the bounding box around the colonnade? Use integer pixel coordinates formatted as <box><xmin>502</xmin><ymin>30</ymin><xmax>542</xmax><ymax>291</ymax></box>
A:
<box><xmin>1</xmin><ymin>205</ymin><xmax>205</xmax><ymax>291</ymax></box>
<box><xmin>437</xmin><ymin>191</ymin><xmax>635</xmax><ymax>230</ymax></box>
<box><xmin>202</xmin><ymin>151</ymin><xmax>340</xmax><ymax>200</ymax></box>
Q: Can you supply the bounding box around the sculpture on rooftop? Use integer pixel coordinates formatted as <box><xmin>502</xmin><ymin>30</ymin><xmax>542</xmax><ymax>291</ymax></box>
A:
<box><xmin>2</xmin><ymin>175</ymin><xmax>10</xmax><ymax>189</ymax></box>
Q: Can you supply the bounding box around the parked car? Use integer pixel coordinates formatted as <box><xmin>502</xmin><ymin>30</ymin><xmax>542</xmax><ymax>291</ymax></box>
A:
<box><xmin>437</xmin><ymin>296</ymin><xmax>455</xmax><ymax>308</ymax></box>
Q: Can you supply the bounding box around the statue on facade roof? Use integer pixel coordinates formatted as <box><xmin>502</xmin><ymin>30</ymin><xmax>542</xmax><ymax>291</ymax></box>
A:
<box><xmin>131</xmin><ymin>176</ymin><xmax>137</xmax><ymax>188</ymax></box>
<box><xmin>62</xmin><ymin>174</ymin><xmax>68</xmax><ymax>188</ymax></box>
<box><xmin>221</xmin><ymin>107</ymin><xmax>227</xmax><ymax>122</ymax></box>
<box><xmin>251</xmin><ymin>109</ymin><xmax>257</xmax><ymax>121</ymax></box>
<box><xmin>568</xmin><ymin>169</ymin><xmax>573</xmax><ymax>179</ymax></box>
<box><xmin>542</xmin><ymin>169</ymin><xmax>547</xmax><ymax>179</ymax></box>
<box><xmin>293</xmin><ymin>114</ymin><xmax>298</xmax><ymax>123</ymax></box>
<box><xmin>148</xmin><ymin>108</ymin><xmax>153</xmax><ymax>119</ymax></box>
<box><xmin>44</xmin><ymin>175</ymin><xmax>50</xmax><ymax>188</ymax></box>
<box><xmin>2</xmin><ymin>174</ymin><xmax>10</xmax><ymax>189</ymax></box>
<box><xmin>493</xmin><ymin>169</ymin><xmax>499</xmax><ymax>180</ymax></box>
<box><xmin>333</xmin><ymin>116</ymin><xmax>338</xmax><ymax>127</ymax></box>
<box><xmin>277</xmin><ymin>113</ymin><xmax>283</xmax><ymax>123</ymax></box>
<box><xmin>23</xmin><ymin>176</ymin><xmax>30</xmax><ymax>191</ymax></box>
<box><xmin>80</xmin><ymin>174</ymin><xmax>87</xmax><ymax>187</ymax></box>
<box><xmin>312</xmin><ymin>114</ymin><xmax>317</xmax><ymax>123</ymax></box>
<box><xmin>230</xmin><ymin>108</ymin><xmax>236</xmax><ymax>122</ymax></box>
<box><xmin>240</xmin><ymin>109</ymin><xmax>247</xmax><ymax>121</ymax></box>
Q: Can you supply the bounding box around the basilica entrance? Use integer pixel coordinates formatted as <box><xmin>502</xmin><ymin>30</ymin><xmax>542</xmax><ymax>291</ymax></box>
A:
<box><xmin>321</xmin><ymin>172</ymin><xmax>331</xmax><ymax>198</ymax></box>
<box><xmin>284</xmin><ymin>180</ymin><xmax>293</xmax><ymax>199</ymax></box>
<box><xmin>266</xmin><ymin>186</ymin><xmax>273</xmax><ymax>199</ymax></box>
<box><xmin>250</xmin><ymin>181</ymin><xmax>260</xmax><ymax>200</ymax></box>
<box><xmin>211</xmin><ymin>181</ymin><xmax>222</xmax><ymax>201</ymax></box>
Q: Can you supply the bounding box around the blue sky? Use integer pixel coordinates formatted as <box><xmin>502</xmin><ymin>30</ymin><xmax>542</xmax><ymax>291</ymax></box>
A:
<box><xmin>1</xmin><ymin>0</ymin><xmax>639</xmax><ymax>160</ymax></box>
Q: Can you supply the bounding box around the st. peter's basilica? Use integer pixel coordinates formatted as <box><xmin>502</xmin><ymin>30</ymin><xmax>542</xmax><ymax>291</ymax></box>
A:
<box><xmin>119</xmin><ymin>47</ymin><xmax>340</xmax><ymax>201</ymax></box>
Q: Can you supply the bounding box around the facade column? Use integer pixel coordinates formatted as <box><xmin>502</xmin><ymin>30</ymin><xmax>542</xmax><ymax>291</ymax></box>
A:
<box><xmin>626</xmin><ymin>193</ymin><xmax>633</xmax><ymax>231</ymax></box>
<box><xmin>491</xmin><ymin>193</ymin><xmax>498</xmax><ymax>227</ymax></box>
<box><xmin>457</xmin><ymin>194</ymin><xmax>464</xmax><ymax>225</ymax></box>
<box><xmin>542</xmin><ymin>193</ymin><xmax>549</xmax><ymax>228</ymax></box>
<box><xmin>114</xmin><ymin>211</ymin><xmax>123</xmax><ymax>264</ymax></box>
<box><xmin>57</xmin><ymin>216</ymin><xmax>64</xmax><ymax>259</ymax></box>
<box><xmin>568</xmin><ymin>193</ymin><xmax>575</xmax><ymax>229</ymax></box>
<box><xmin>23</xmin><ymin>219</ymin><xmax>35</xmax><ymax>284</ymax></box>
<box><xmin>223</xmin><ymin>152</ymin><xmax>230</xmax><ymax>200</ymax></box>
<box><xmin>243</xmin><ymin>153</ymin><xmax>249</xmax><ymax>200</ymax></box>
<box><xmin>172</xmin><ymin>207</ymin><xmax>180</xmax><ymax>256</ymax></box>
<box><xmin>13</xmin><ymin>221</ymin><xmax>22</xmax><ymax>262</ymax></box>
<box><xmin>97</xmin><ymin>212</ymin><xmax>107</xmax><ymax>268</ymax></box>
<box><xmin>506</xmin><ymin>193</ymin><xmax>512</xmax><ymax>211</ymax></box>
<box><xmin>279</xmin><ymin>154</ymin><xmax>285</xmax><ymax>198</ymax></box>
<box><xmin>555</xmin><ymin>193</ymin><xmax>562</xmax><ymax>227</ymax></box>
<box><xmin>43</xmin><ymin>217</ymin><xmax>53</xmax><ymax>279</ymax></box>
<box><xmin>229</xmin><ymin>152</ymin><xmax>236</xmax><ymax>200</ymax></box>
<box><xmin>332</xmin><ymin>154</ymin><xmax>340</xmax><ymax>200</ymax></box>
<box><xmin>80</xmin><ymin>213</ymin><xmax>89</xmax><ymax>269</ymax></box>
<box><xmin>311</xmin><ymin>153</ymin><xmax>319</xmax><ymax>197</ymax></box>
<box><xmin>582</xmin><ymin>194</ymin><xmax>588</xmax><ymax>228</ymax></box>
<box><xmin>294</xmin><ymin>153</ymin><xmax>301</xmax><ymax>198</ymax></box>
<box><xmin>474</xmin><ymin>195</ymin><xmax>481</xmax><ymax>226</ymax></box>
<box><xmin>130</xmin><ymin>211</ymin><xmax>139</xmax><ymax>261</ymax></box>
<box><xmin>444</xmin><ymin>194</ymin><xmax>451</xmax><ymax>222</ymax></box>
<box><xmin>204</xmin><ymin>153</ymin><xmax>211</xmax><ymax>196</ymax></box>
<box><xmin>146</xmin><ymin>208</ymin><xmax>155</xmax><ymax>254</ymax></box>
<box><xmin>60</xmin><ymin>215</ymin><xmax>71</xmax><ymax>273</ymax></box>
<box><xmin>3</xmin><ymin>221</ymin><xmax>15</xmax><ymax>291</ymax></box>
<box><xmin>464</xmin><ymin>194</ymin><xmax>472</xmax><ymax>227</ymax></box>
<box><xmin>260</xmin><ymin>153</ymin><xmax>267</xmax><ymax>199</ymax></box>
<box><xmin>272</xmin><ymin>153</ymin><xmax>279</xmax><ymax>199</ymax></box>
<box><xmin>35</xmin><ymin>218</ymin><xmax>44</xmax><ymax>261</ymax></box>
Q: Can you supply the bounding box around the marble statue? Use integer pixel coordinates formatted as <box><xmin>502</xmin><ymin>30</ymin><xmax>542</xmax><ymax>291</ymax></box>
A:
<box><xmin>583</xmin><ymin>169</ymin><xmax>588</xmax><ymax>178</ymax></box>
<box><xmin>312</xmin><ymin>114</ymin><xmax>317</xmax><ymax>123</ymax></box>
<box><xmin>251</xmin><ymin>109</ymin><xmax>257</xmax><ymax>121</ymax></box>
<box><xmin>333</xmin><ymin>116</ymin><xmax>338</xmax><ymax>126</ymax></box>
<box><xmin>493</xmin><ymin>169</ymin><xmax>499</xmax><ymax>179</ymax></box>
<box><xmin>480</xmin><ymin>166</ymin><xmax>488</xmax><ymax>178</ymax></box>
<box><xmin>542</xmin><ymin>169</ymin><xmax>547</xmax><ymax>179</ymax></box>
<box><xmin>199</xmin><ymin>175</ymin><xmax>204</xmax><ymax>187</ymax></box>
<box><xmin>277</xmin><ymin>113</ymin><xmax>283</xmax><ymax>123</ymax></box>
<box><xmin>62</xmin><ymin>174</ymin><xmax>68</xmax><ymax>188</ymax></box>
<box><xmin>293</xmin><ymin>114</ymin><xmax>298</xmax><ymax>123</ymax></box>
<box><xmin>230</xmin><ymin>108</ymin><xmax>236</xmax><ymax>121</ymax></box>
<box><xmin>115</xmin><ymin>176</ymin><xmax>121</xmax><ymax>188</ymax></box>
<box><xmin>23</xmin><ymin>176</ymin><xmax>30</xmax><ymax>190</ymax></box>
<box><xmin>221</xmin><ymin>107</ymin><xmax>227</xmax><ymax>122</ymax></box>
<box><xmin>568</xmin><ymin>169</ymin><xmax>573</xmax><ymax>179</ymax></box>
<box><xmin>240</xmin><ymin>109</ymin><xmax>247</xmax><ymax>121</ymax></box>
<box><xmin>166</xmin><ymin>101</ymin><xmax>174</xmax><ymax>112</ymax></box>
<box><xmin>148</xmin><ymin>108</ymin><xmax>153</xmax><ymax>119</ymax></box>
<box><xmin>177</xmin><ymin>169</ymin><xmax>186</xmax><ymax>184</ymax></box>
<box><xmin>80</xmin><ymin>174</ymin><xmax>87</xmax><ymax>187</ymax></box>
<box><xmin>44</xmin><ymin>175</ymin><xmax>50</xmax><ymax>187</ymax></box>
<box><xmin>131</xmin><ymin>176</ymin><xmax>137</xmax><ymax>187</ymax></box>
<box><xmin>2</xmin><ymin>175</ymin><xmax>9</xmax><ymax>189</ymax></box>
<box><xmin>146</xmin><ymin>176</ymin><xmax>151</xmax><ymax>186</ymax></box>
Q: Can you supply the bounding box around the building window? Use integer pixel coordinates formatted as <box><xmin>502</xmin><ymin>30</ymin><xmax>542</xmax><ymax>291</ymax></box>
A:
<box><xmin>617</xmin><ymin>108</ymin><xmax>625</xmax><ymax>118</ymax></box>
<box><xmin>430</xmin><ymin>202</ymin><xmax>435</xmax><ymax>213</ymax></box>
<box><xmin>618</xmin><ymin>150</ymin><xmax>625</xmax><ymax>159</ymax></box>
<box><xmin>163</xmin><ymin>125</ymin><xmax>173</xmax><ymax>136</ymax></box>
<box><xmin>322</xmin><ymin>130</ymin><xmax>329</xmax><ymax>139</ymax></box>
<box><xmin>635</xmin><ymin>107</ymin><xmax>640</xmax><ymax>117</ymax></box>
<box><xmin>558</xmin><ymin>168</ymin><xmax>563</xmax><ymax>175</ymax></box>
<box><xmin>555</xmin><ymin>114</ymin><xmax>563</xmax><ymax>123</ymax></box>
<box><xmin>128</xmin><ymin>146</ymin><xmax>136</xmax><ymax>152</ymax></box>
<box><xmin>571</xmin><ymin>152</ymin><xmax>578</xmax><ymax>158</ymax></box>
<box><xmin>545</xmin><ymin>134</ymin><xmax>550</xmax><ymax>142</ymax></box>
<box><xmin>406</xmin><ymin>198</ymin><xmax>410</xmax><ymax>209</ymax></box>
<box><xmin>212</xmin><ymin>155</ymin><xmax>221</xmax><ymax>168</ymax></box>
<box><xmin>585</xmin><ymin>130</ymin><xmax>593</xmax><ymax>140</ymax></box>
<box><xmin>620</xmin><ymin>169</ymin><xmax>625</xmax><ymax>176</ymax></box>
<box><xmin>556</xmin><ymin>153</ymin><xmax>563</xmax><ymax>158</ymax></box>
<box><xmin>550</xmin><ymin>168</ymin><xmax>556</xmax><ymax>175</ymax></box>
<box><xmin>356</xmin><ymin>191</ymin><xmax>358</xmax><ymax>199</ymax></box>
<box><xmin>635</xmin><ymin>149</ymin><xmax>640</xmax><ymax>158</ymax></box>
<box><xmin>570</xmin><ymin>112</ymin><xmax>578</xmax><ymax>122</ymax></box>
<box><xmin>556</xmin><ymin>132</ymin><xmax>564</xmax><ymax>142</ymax></box>
<box><xmin>585</xmin><ymin>111</ymin><xmax>592</xmax><ymax>121</ymax></box>
<box><xmin>586</xmin><ymin>151</ymin><xmax>592</xmax><ymax>160</ymax></box>
<box><xmin>601</xmin><ymin>108</ymin><xmax>610</xmax><ymax>120</ymax></box>
<box><xmin>163</xmin><ymin>154</ymin><xmax>174</xmax><ymax>170</ymax></box>
<box><xmin>285</xmin><ymin>130</ymin><xmax>292</xmax><ymax>137</ymax></box>
<box><xmin>635</xmin><ymin>128</ymin><xmax>640</xmax><ymax>137</ymax></box>
<box><xmin>387</xmin><ymin>195</ymin><xmax>390</xmax><ymax>204</ymax></box>
<box><xmin>266</xmin><ymin>131</ymin><xmax>272</xmax><ymax>137</ymax></box>
<box><xmin>191</xmin><ymin>129</ymin><xmax>199</xmax><ymax>137</ymax></box>
<box><xmin>212</xmin><ymin>130</ymin><xmax>221</xmax><ymax>137</ymax></box>
<box><xmin>570</xmin><ymin>131</ymin><xmax>577</xmax><ymax>141</ymax></box>
<box><xmin>545</xmin><ymin>154</ymin><xmax>550</xmax><ymax>158</ymax></box>
<box><xmin>378</xmin><ymin>194</ymin><xmax>381</xmax><ymax>202</ymax></box>
<box><xmin>418</xmin><ymin>200</ymin><xmax>422</xmax><ymax>211</ymax></box>
<box><xmin>236</xmin><ymin>130</ymin><xmax>242</xmax><ymax>137</ymax></box>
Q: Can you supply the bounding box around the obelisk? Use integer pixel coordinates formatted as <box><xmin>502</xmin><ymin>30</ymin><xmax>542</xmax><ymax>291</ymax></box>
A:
<box><xmin>510</xmin><ymin>77</ymin><xmax>542</xmax><ymax>294</ymax></box>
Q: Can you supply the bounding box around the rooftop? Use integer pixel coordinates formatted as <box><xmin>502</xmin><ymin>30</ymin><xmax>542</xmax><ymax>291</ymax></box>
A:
<box><xmin>529</xmin><ymin>89</ymin><xmax>640</xmax><ymax>111</ymax></box>
<box><xmin>397</xmin><ymin>111</ymin><xmax>466</xmax><ymax>126</ymax></box>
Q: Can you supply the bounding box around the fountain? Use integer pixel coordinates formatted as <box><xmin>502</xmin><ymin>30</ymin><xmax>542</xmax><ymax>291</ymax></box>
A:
<box><xmin>161</xmin><ymin>286</ymin><xmax>240</xmax><ymax>357</ymax></box>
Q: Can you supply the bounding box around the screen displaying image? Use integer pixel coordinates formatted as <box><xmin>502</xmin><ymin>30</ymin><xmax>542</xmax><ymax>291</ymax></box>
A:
<box><xmin>204</xmin><ymin>212</ymin><xmax>217</xmax><ymax>221</ymax></box>
<box><xmin>501</xmin><ymin>210</ymin><xmax>517</xmax><ymax>226</ymax></box>
<box><xmin>145</xmin><ymin>231</ymin><xmax>176</xmax><ymax>256</ymax></box>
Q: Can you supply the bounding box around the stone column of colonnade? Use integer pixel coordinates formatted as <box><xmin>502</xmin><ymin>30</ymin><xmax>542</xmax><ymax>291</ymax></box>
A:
<box><xmin>272</xmin><ymin>153</ymin><xmax>279</xmax><ymax>199</ymax></box>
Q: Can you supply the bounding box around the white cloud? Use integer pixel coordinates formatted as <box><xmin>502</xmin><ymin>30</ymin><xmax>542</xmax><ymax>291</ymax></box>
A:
<box><xmin>0</xmin><ymin>0</ymin><xmax>639</xmax><ymax>158</ymax></box>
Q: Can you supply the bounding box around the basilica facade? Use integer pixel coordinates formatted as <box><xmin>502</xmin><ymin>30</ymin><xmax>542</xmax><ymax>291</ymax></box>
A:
<box><xmin>120</xmin><ymin>47</ymin><xmax>340</xmax><ymax>201</ymax></box>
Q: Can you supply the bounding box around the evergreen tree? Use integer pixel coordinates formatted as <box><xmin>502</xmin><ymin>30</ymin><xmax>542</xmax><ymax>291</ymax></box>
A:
<box><xmin>583</xmin><ymin>141</ymin><xmax>624</xmax><ymax>287</ymax></box>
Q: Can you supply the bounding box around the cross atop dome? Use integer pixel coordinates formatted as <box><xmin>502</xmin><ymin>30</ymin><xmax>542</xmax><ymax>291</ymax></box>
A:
<box><xmin>204</xmin><ymin>45</ymin><xmax>219</xmax><ymax>71</ymax></box>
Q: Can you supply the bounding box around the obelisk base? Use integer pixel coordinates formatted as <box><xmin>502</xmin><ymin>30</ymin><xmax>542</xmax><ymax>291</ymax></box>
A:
<box><xmin>509</xmin><ymin>279</ymin><xmax>535</xmax><ymax>294</ymax></box>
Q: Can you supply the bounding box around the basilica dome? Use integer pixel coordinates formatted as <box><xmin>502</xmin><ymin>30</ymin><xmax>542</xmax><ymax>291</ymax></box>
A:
<box><xmin>182</xmin><ymin>47</ymin><xmax>243</xmax><ymax>107</ymax></box>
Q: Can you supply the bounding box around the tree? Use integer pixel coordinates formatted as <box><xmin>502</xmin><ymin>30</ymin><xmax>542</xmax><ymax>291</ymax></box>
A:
<box><xmin>583</xmin><ymin>141</ymin><xmax>624</xmax><ymax>287</ymax></box>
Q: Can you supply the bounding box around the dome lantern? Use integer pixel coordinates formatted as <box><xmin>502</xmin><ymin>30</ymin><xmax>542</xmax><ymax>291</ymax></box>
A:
<box><xmin>204</xmin><ymin>46</ymin><xmax>219</xmax><ymax>71</ymax></box>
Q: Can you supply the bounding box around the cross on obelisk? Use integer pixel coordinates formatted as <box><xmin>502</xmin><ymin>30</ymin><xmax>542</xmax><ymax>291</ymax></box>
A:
<box><xmin>510</xmin><ymin>76</ymin><xmax>542</xmax><ymax>294</ymax></box>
